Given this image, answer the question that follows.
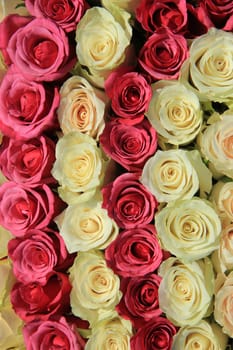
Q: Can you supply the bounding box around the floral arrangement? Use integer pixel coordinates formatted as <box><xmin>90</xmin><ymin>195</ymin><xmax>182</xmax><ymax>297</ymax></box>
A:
<box><xmin>0</xmin><ymin>0</ymin><xmax>233</xmax><ymax>349</ymax></box>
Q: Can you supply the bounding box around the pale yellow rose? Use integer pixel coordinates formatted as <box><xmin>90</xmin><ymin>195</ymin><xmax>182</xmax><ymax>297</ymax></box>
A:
<box><xmin>102</xmin><ymin>0</ymin><xmax>140</xmax><ymax>14</ymax></box>
<box><xmin>180</xmin><ymin>28</ymin><xmax>233</xmax><ymax>102</ymax></box>
<box><xmin>0</xmin><ymin>259</ymin><xmax>15</xmax><ymax>308</ymax></box>
<box><xmin>172</xmin><ymin>320</ymin><xmax>228</xmax><ymax>350</ymax></box>
<box><xmin>69</xmin><ymin>250</ymin><xmax>122</xmax><ymax>326</ymax></box>
<box><xmin>212</xmin><ymin>224</ymin><xmax>233</xmax><ymax>274</ymax></box>
<box><xmin>158</xmin><ymin>257</ymin><xmax>214</xmax><ymax>326</ymax></box>
<box><xmin>55</xmin><ymin>201</ymin><xmax>119</xmax><ymax>253</ymax></box>
<box><xmin>0</xmin><ymin>226</ymin><xmax>12</xmax><ymax>259</ymax></box>
<box><xmin>0</xmin><ymin>51</ymin><xmax>7</xmax><ymax>82</ymax></box>
<box><xmin>0</xmin><ymin>305</ymin><xmax>25</xmax><ymax>350</ymax></box>
<box><xmin>210</xmin><ymin>181</ymin><xmax>233</xmax><ymax>226</ymax></box>
<box><xmin>0</xmin><ymin>0</ymin><xmax>29</xmax><ymax>21</ymax></box>
<box><xmin>155</xmin><ymin>197</ymin><xmax>221</xmax><ymax>261</ymax></box>
<box><xmin>52</xmin><ymin>131</ymin><xmax>106</xmax><ymax>204</ymax></box>
<box><xmin>58</xmin><ymin>75</ymin><xmax>107</xmax><ymax>140</ymax></box>
<box><xmin>147</xmin><ymin>80</ymin><xmax>203</xmax><ymax>147</ymax></box>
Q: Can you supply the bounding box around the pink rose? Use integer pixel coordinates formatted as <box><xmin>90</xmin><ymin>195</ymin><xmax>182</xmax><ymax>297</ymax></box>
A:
<box><xmin>0</xmin><ymin>69</ymin><xmax>59</xmax><ymax>139</ymax></box>
<box><xmin>23</xmin><ymin>317</ymin><xmax>85</xmax><ymax>350</ymax></box>
<box><xmin>138</xmin><ymin>28</ymin><xmax>188</xmax><ymax>82</ymax></box>
<box><xmin>0</xmin><ymin>135</ymin><xmax>56</xmax><ymax>186</ymax></box>
<box><xmin>105</xmin><ymin>225</ymin><xmax>163</xmax><ymax>277</ymax></box>
<box><xmin>7</xmin><ymin>17</ymin><xmax>76</xmax><ymax>81</ymax></box>
<box><xmin>100</xmin><ymin>119</ymin><xmax>157</xmax><ymax>173</ymax></box>
<box><xmin>185</xmin><ymin>4</ymin><xmax>213</xmax><ymax>38</ymax></box>
<box><xmin>25</xmin><ymin>0</ymin><xmax>88</xmax><ymax>32</ymax></box>
<box><xmin>0</xmin><ymin>182</ymin><xmax>64</xmax><ymax>237</ymax></box>
<box><xmin>102</xmin><ymin>173</ymin><xmax>158</xmax><ymax>228</ymax></box>
<box><xmin>117</xmin><ymin>274</ymin><xmax>162</xmax><ymax>328</ymax></box>
<box><xmin>200</xmin><ymin>0</ymin><xmax>233</xmax><ymax>30</ymax></box>
<box><xmin>11</xmin><ymin>272</ymin><xmax>71</xmax><ymax>322</ymax></box>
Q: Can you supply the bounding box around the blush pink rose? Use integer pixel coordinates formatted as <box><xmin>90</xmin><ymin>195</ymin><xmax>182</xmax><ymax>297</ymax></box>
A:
<box><xmin>100</xmin><ymin>119</ymin><xmax>157</xmax><ymax>173</ymax></box>
<box><xmin>105</xmin><ymin>225</ymin><xmax>163</xmax><ymax>277</ymax></box>
<box><xmin>200</xmin><ymin>0</ymin><xmax>233</xmax><ymax>30</ymax></box>
<box><xmin>7</xmin><ymin>17</ymin><xmax>76</xmax><ymax>81</ymax></box>
<box><xmin>102</xmin><ymin>173</ymin><xmax>158</xmax><ymax>229</ymax></box>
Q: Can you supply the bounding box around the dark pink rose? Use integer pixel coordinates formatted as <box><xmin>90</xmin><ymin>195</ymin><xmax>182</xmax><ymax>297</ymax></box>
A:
<box><xmin>105</xmin><ymin>225</ymin><xmax>163</xmax><ymax>277</ymax></box>
<box><xmin>105</xmin><ymin>71</ymin><xmax>152</xmax><ymax>125</ymax></box>
<box><xmin>185</xmin><ymin>3</ymin><xmax>213</xmax><ymax>38</ymax></box>
<box><xmin>138</xmin><ymin>28</ymin><xmax>188</xmax><ymax>82</ymax></box>
<box><xmin>0</xmin><ymin>69</ymin><xmax>59</xmax><ymax>139</ymax></box>
<box><xmin>131</xmin><ymin>317</ymin><xmax>177</xmax><ymax>350</ymax></box>
<box><xmin>7</xmin><ymin>17</ymin><xmax>76</xmax><ymax>81</ymax></box>
<box><xmin>117</xmin><ymin>274</ymin><xmax>162</xmax><ymax>328</ymax></box>
<box><xmin>0</xmin><ymin>136</ymin><xmax>56</xmax><ymax>186</ymax></box>
<box><xmin>25</xmin><ymin>0</ymin><xmax>88</xmax><ymax>32</ymax></box>
<box><xmin>102</xmin><ymin>173</ymin><xmax>158</xmax><ymax>229</ymax></box>
<box><xmin>8</xmin><ymin>228</ymin><xmax>72</xmax><ymax>284</ymax></box>
<box><xmin>23</xmin><ymin>317</ymin><xmax>85</xmax><ymax>350</ymax></box>
<box><xmin>136</xmin><ymin>0</ymin><xmax>187</xmax><ymax>34</ymax></box>
<box><xmin>11</xmin><ymin>272</ymin><xmax>71</xmax><ymax>322</ymax></box>
<box><xmin>100</xmin><ymin>119</ymin><xmax>157</xmax><ymax>173</ymax></box>
<box><xmin>0</xmin><ymin>182</ymin><xmax>64</xmax><ymax>237</ymax></box>
<box><xmin>200</xmin><ymin>0</ymin><xmax>233</xmax><ymax>30</ymax></box>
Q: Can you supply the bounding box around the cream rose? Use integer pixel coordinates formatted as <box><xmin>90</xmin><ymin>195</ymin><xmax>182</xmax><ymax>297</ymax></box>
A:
<box><xmin>55</xmin><ymin>200</ymin><xmax>119</xmax><ymax>253</ymax></box>
<box><xmin>158</xmin><ymin>257</ymin><xmax>214</xmax><ymax>326</ymax></box>
<box><xmin>147</xmin><ymin>80</ymin><xmax>202</xmax><ymax>147</ymax></box>
<box><xmin>210</xmin><ymin>181</ymin><xmax>233</xmax><ymax>226</ymax></box>
<box><xmin>0</xmin><ymin>226</ymin><xmax>12</xmax><ymax>259</ymax></box>
<box><xmin>212</xmin><ymin>224</ymin><xmax>233</xmax><ymax>274</ymax></box>
<box><xmin>0</xmin><ymin>0</ymin><xmax>29</xmax><ymax>21</ymax></box>
<box><xmin>101</xmin><ymin>0</ymin><xmax>140</xmax><ymax>14</ymax></box>
<box><xmin>69</xmin><ymin>250</ymin><xmax>122</xmax><ymax>326</ymax></box>
<box><xmin>52</xmin><ymin>131</ymin><xmax>105</xmax><ymax>204</ymax></box>
<box><xmin>0</xmin><ymin>259</ymin><xmax>15</xmax><ymax>308</ymax></box>
<box><xmin>0</xmin><ymin>306</ymin><xmax>25</xmax><ymax>350</ymax></box>
<box><xmin>180</xmin><ymin>28</ymin><xmax>233</xmax><ymax>102</ymax></box>
<box><xmin>155</xmin><ymin>197</ymin><xmax>221</xmax><ymax>261</ymax></box>
<box><xmin>140</xmin><ymin>149</ymin><xmax>199</xmax><ymax>202</ymax></box>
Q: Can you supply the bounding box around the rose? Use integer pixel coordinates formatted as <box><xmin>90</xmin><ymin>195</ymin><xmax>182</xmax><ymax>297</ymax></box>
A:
<box><xmin>0</xmin><ymin>2</ymin><xmax>29</xmax><ymax>22</ymax></box>
<box><xmin>0</xmin><ymin>50</ymin><xmax>7</xmax><ymax>82</ymax></box>
<box><xmin>138</xmin><ymin>28</ymin><xmax>188</xmax><ymax>82</ymax></box>
<box><xmin>141</xmin><ymin>149</ymin><xmax>199</xmax><ymax>202</ymax></box>
<box><xmin>0</xmin><ymin>258</ymin><xmax>15</xmax><ymax>308</ymax></box>
<box><xmin>185</xmin><ymin>3</ymin><xmax>213</xmax><ymax>39</ymax></box>
<box><xmin>0</xmin><ymin>135</ymin><xmax>56</xmax><ymax>187</ymax></box>
<box><xmin>0</xmin><ymin>226</ymin><xmax>12</xmax><ymax>259</ymax></box>
<box><xmin>0</xmin><ymin>69</ymin><xmax>59</xmax><ymax>139</ymax></box>
<box><xmin>25</xmin><ymin>0</ymin><xmax>88</xmax><ymax>32</ymax></box>
<box><xmin>69</xmin><ymin>250</ymin><xmax>121</xmax><ymax>326</ymax></box>
<box><xmin>0</xmin><ymin>305</ymin><xmax>25</xmax><ymax>350</ymax></box>
<box><xmin>0</xmin><ymin>182</ymin><xmax>63</xmax><ymax>237</ymax></box>
<box><xmin>117</xmin><ymin>274</ymin><xmax>162</xmax><ymax>328</ymax></box>
<box><xmin>136</xmin><ymin>0</ymin><xmax>187</xmax><ymax>34</ymax></box>
<box><xmin>212</xmin><ymin>224</ymin><xmax>233</xmax><ymax>273</ymax></box>
<box><xmin>57</xmin><ymin>75</ymin><xmax>106</xmax><ymax>140</ymax></box>
<box><xmin>100</xmin><ymin>119</ymin><xmax>157</xmax><ymax>173</ymax></box>
<box><xmin>7</xmin><ymin>17</ymin><xmax>76</xmax><ymax>81</ymax></box>
<box><xmin>130</xmin><ymin>317</ymin><xmax>177</xmax><ymax>350</ymax></box>
<box><xmin>146</xmin><ymin>80</ymin><xmax>203</xmax><ymax>146</ymax></box>
<box><xmin>105</xmin><ymin>225</ymin><xmax>163</xmax><ymax>277</ymax></box>
<box><xmin>200</xmin><ymin>0</ymin><xmax>233</xmax><ymax>30</ymax></box>
<box><xmin>102</xmin><ymin>172</ymin><xmax>158</xmax><ymax>229</ymax></box>
<box><xmin>101</xmin><ymin>0</ymin><xmax>140</xmax><ymax>14</ymax></box>
<box><xmin>210</xmin><ymin>181</ymin><xmax>233</xmax><ymax>225</ymax></box>
<box><xmin>23</xmin><ymin>317</ymin><xmax>85</xmax><ymax>350</ymax></box>
<box><xmin>158</xmin><ymin>257</ymin><xmax>214</xmax><ymax>326</ymax></box>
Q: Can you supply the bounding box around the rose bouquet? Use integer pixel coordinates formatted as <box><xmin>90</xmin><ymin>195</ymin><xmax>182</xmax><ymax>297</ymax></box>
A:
<box><xmin>0</xmin><ymin>0</ymin><xmax>233</xmax><ymax>349</ymax></box>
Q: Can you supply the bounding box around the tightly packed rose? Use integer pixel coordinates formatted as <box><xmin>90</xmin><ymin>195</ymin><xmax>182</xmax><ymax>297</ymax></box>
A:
<box><xmin>102</xmin><ymin>172</ymin><xmax>158</xmax><ymax>229</ymax></box>
<box><xmin>58</xmin><ymin>75</ymin><xmax>107</xmax><ymax>140</ymax></box>
<box><xmin>0</xmin><ymin>258</ymin><xmax>15</xmax><ymax>307</ymax></box>
<box><xmin>0</xmin><ymin>69</ymin><xmax>59</xmax><ymax>139</ymax></box>
<box><xmin>0</xmin><ymin>135</ymin><xmax>56</xmax><ymax>187</ymax></box>
<box><xmin>147</xmin><ymin>80</ymin><xmax>203</xmax><ymax>146</ymax></box>
<box><xmin>0</xmin><ymin>1</ymin><xmax>29</xmax><ymax>21</ymax></box>
<box><xmin>0</xmin><ymin>226</ymin><xmax>12</xmax><ymax>259</ymax></box>
<box><xmin>23</xmin><ymin>316</ymin><xmax>85</xmax><ymax>350</ymax></box>
<box><xmin>138</xmin><ymin>28</ymin><xmax>188</xmax><ymax>82</ymax></box>
<box><xmin>155</xmin><ymin>197</ymin><xmax>222</xmax><ymax>261</ymax></box>
<box><xmin>200</xmin><ymin>0</ymin><xmax>233</xmax><ymax>30</ymax></box>
<box><xmin>105</xmin><ymin>225</ymin><xmax>163</xmax><ymax>277</ymax></box>
<box><xmin>69</xmin><ymin>250</ymin><xmax>121</xmax><ymax>326</ymax></box>
<box><xmin>100</xmin><ymin>119</ymin><xmax>157</xmax><ymax>173</ymax></box>
<box><xmin>181</xmin><ymin>28</ymin><xmax>233</xmax><ymax>102</ymax></box>
<box><xmin>210</xmin><ymin>181</ymin><xmax>233</xmax><ymax>225</ymax></box>
<box><xmin>0</xmin><ymin>182</ymin><xmax>64</xmax><ymax>237</ymax></box>
<box><xmin>212</xmin><ymin>224</ymin><xmax>233</xmax><ymax>273</ymax></box>
<box><xmin>0</xmin><ymin>305</ymin><xmax>25</xmax><ymax>350</ymax></box>
<box><xmin>52</xmin><ymin>131</ymin><xmax>105</xmax><ymax>204</ymax></box>
<box><xmin>158</xmin><ymin>257</ymin><xmax>214</xmax><ymax>326</ymax></box>
<box><xmin>130</xmin><ymin>316</ymin><xmax>177</xmax><ymax>350</ymax></box>
<box><xmin>101</xmin><ymin>0</ymin><xmax>140</xmax><ymax>14</ymax></box>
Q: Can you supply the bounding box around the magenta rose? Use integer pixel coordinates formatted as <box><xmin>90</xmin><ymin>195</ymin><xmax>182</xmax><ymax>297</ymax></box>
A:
<box><xmin>25</xmin><ymin>0</ymin><xmax>88</xmax><ymax>32</ymax></box>
<box><xmin>11</xmin><ymin>272</ymin><xmax>71</xmax><ymax>322</ymax></box>
<box><xmin>185</xmin><ymin>3</ymin><xmax>213</xmax><ymax>38</ymax></box>
<box><xmin>117</xmin><ymin>274</ymin><xmax>162</xmax><ymax>328</ymax></box>
<box><xmin>138</xmin><ymin>28</ymin><xmax>188</xmax><ymax>82</ymax></box>
<box><xmin>200</xmin><ymin>0</ymin><xmax>233</xmax><ymax>30</ymax></box>
<box><xmin>105</xmin><ymin>225</ymin><xmax>163</xmax><ymax>277</ymax></box>
<box><xmin>23</xmin><ymin>317</ymin><xmax>85</xmax><ymax>350</ymax></box>
<box><xmin>0</xmin><ymin>69</ymin><xmax>59</xmax><ymax>139</ymax></box>
<box><xmin>0</xmin><ymin>182</ymin><xmax>64</xmax><ymax>237</ymax></box>
<box><xmin>7</xmin><ymin>17</ymin><xmax>76</xmax><ymax>81</ymax></box>
<box><xmin>8</xmin><ymin>228</ymin><xmax>72</xmax><ymax>284</ymax></box>
<box><xmin>136</xmin><ymin>0</ymin><xmax>187</xmax><ymax>34</ymax></box>
<box><xmin>0</xmin><ymin>135</ymin><xmax>56</xmax><ymax>186</ymax></box>
<box><xmin>102</xmin><ymin>173</ymin><xmax>158</xmax><ymax>228</ymax></box>
<box><xmin>131</xmin><ymin>317</ymin><xmax>177</xmax><ymax>350</ymax></box>
<box><xmin>100</xmin><ymin>119</ymin><xmax>157</xmax><ymax>173</ymax></box>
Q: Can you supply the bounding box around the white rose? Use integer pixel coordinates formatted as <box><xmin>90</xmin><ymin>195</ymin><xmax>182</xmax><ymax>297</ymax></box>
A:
<box><xmin>212</xmin><ymin>224</ymin><xmax>233</xmax><ymax>274</ymax></box>
<box><xmin>210</xmin><ymin>181</ymin><xmax>233</xmax><ymax>226</ymax></box>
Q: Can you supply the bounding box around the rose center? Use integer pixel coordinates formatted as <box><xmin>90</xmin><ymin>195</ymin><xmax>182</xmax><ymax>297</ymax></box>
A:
<box><xmin>33</xmin><ymin>40</ymin><xmax>58</xmax><ymax>68</ymax></box>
